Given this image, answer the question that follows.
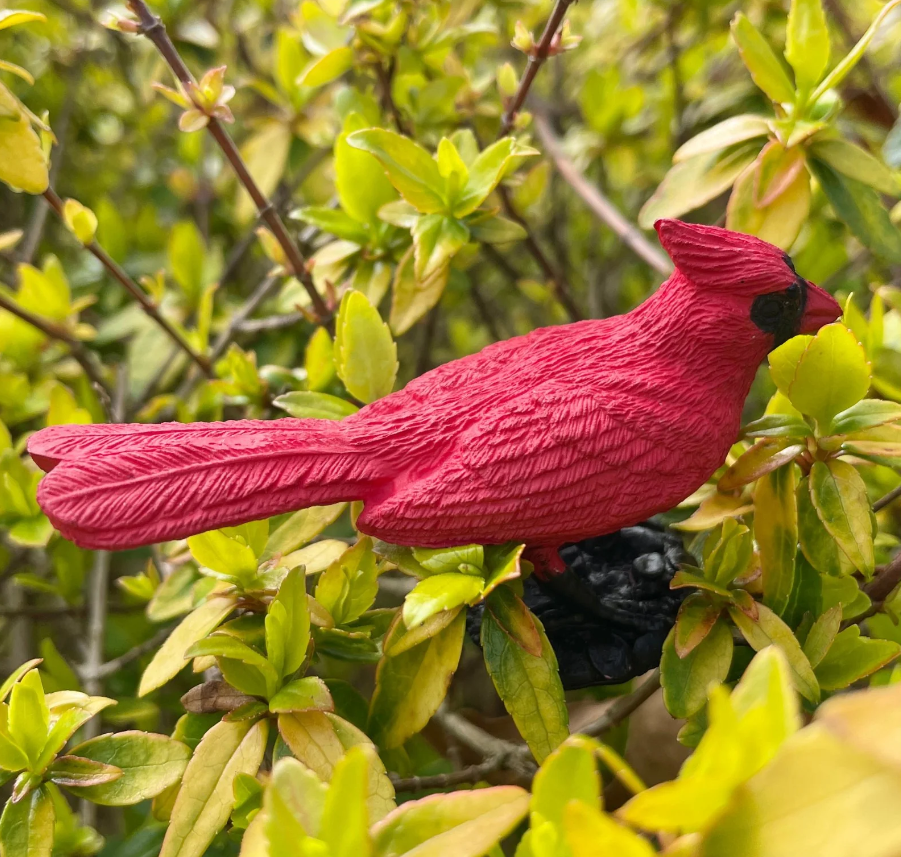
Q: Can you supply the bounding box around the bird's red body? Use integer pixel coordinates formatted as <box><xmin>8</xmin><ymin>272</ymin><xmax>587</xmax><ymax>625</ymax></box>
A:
<box><xmin>29</xmin><ymin>221</ymin><xmax>841</xmax><ymax>571</ymax></box>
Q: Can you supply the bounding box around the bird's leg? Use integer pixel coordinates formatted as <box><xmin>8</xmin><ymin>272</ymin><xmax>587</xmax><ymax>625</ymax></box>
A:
<box><xmin>523</xmin><ymin>545</ymin><xmax>568</xmax><ymax>579</ymax></box>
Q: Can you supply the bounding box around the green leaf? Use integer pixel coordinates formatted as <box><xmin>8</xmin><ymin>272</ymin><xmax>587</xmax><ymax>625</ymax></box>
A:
<box><xmin>809</xmin><ymin>138</ymin><xmax>899</xmax><ymax>196</ymax></box>
<box><xmin>0</xmin><ymin>83</ymin><xmax>48</xmax><ymax>195</ymax></box>
<box><xmin>272</xmin><ymin>568</ymin><xmax>311</xmax><ymax>677</ymax></box>
<box><xmin>809</xmin><ymin>459</ymin><xmax>874</xmax><ymax>577</ymax></box>
<box><xmin>755</xmin><ymin>464</ymin><xmax>798</xmax><ymax>616</ymax></box>
<box><xmin>481</xmin><ymin>609</ymin><xmax>568</xmax><ymax>763</ymax></box>
<box><xmin>468</xmin><ymin>214</ymin><xmax>527</xmax><ymax>244</ymax></box>
<box><xmin>453</xmin><ymin>138</ymin><xmax>516</xmax><ymax>216</ymax></box>
<box><xmin>262</xmin><ymin>504</ymin><xmax>348</xmax><ymax>561</ymax></box>
<box><xmin>0</xmin><ymin>786</ymin><xmax>54</xmax><ymax>857</ymax></box>
<box><xmin>273</xmin><ymin>391</ymin><xmax>358</xmax><ymax>421</ymax></box>
<box><xmin>389</xmin><ymin>246</ymin><xmax>446</xmax><ymax>335</ymax></box>
<box><xmin>412</xmin><ymin>544</ymin><xmax>484</xmax><ymax>574</ymax></box>
<box><xmin>808</xmin><ymin>158</ymin><xmax>901</xmax><ymax>265</ymax></box>
<box><xmin>827</xmin><ymin>399</ymin><xmax>901</xmax><ymax>435</ymax></box>
<box><xmin>335</xmin><ymin>290</ymin><xmax>398</xmax><ymax>404</ymax></box>
<box><xmin>8</xmin><ymin>670</ymin><xmax>48</xmax><ymax>769</ymax></box>
<box><xmin>638</xmin><ymin>142</ymin><xmax>760</xmax><ymax>227</ymax></box>
<box><xmin>703</xmin><ymin>518</ymin><xmax>753</xmax><ymax>587</ymax></box>
<box><xmin>0</xmin><ymin>705</ymin><xmax>29</xmax><ymax>772</ymax></box>
<box><xmin>0</xmin><ymin>662</ymin><xmax>41</xmax><ymax>704</ymax></box>
<box><xmin>335</xmin><ymin>114</ymin><xmax>398</xmax><ymax>226</ymax></box>
<box><xmin>785</xmin><ymin>0</ymin><xmax>830</xmax><ymax>93</ymax></box>
<box><xmin>814</xmin><ymin>626</ymin><xmax>901</xmax><ymax>690</ymax></box>
<box><xmin>402</xmin><ymin>573</ymin><xmax>484</xmax><ymax>629</ymax></box>
<box><xmin>319</xmin><ymin>746</ymin><xmax>371</xmax><ymax>857</ymax></box>
<box><xmin>368</xmin><ymin>610</ymin><xmax>465</xmax><ymax>750</ymax></box>
<box><xmin>810</xmin><ymin>0</ymin><xmax>901</xmax><ymax>102</ymax></box>
<box><xmin>291</xmin><ymin>206</ymin><xmax>370</xmax><ymax>244</ymax></box>
<box><xmin>188</xmin><ymin>530</ymin><xmax>259</xmax><ymax>584</ymax></box>
<box><xmin>269</xmin><ymin>677</ymin><xmax>333</xmax><ymax>714</ymax></box>
<box><xmin>315</xmin><ymin>538</ymin><xmax>379</xmax><ymax>626</ymax></box>
<box><xmin>46</xmin><ymin>755</ymin><xmax>121</xmax><ymax>788</ymax></box>
<box><xmin>160</xmin><ymin>718</ymin><xmax>268</xmax><ymax>857</ymax></box>
<box><xmin>730</xmin><ymin>14</ymin><xmax>796</xmax><ymax>104</ymax></box>
<box><xmin>264</xmin><ymin>756</ymin><xmax>326</xmax><ymax>847</ymax></box>
<box><xmin>0</xmin><ymin>11</ymin><xmax>46</xmax><ymax>30</ymax></box>
<box><xmin>485</xmin><ymin>587</ymin><xmax>542</xmax><ymax>657</ymax></box>
<box><xmin>531</xmin><ymin>736</ymin><xmax>601</xmax><ymax>830</ymax></box>
<box><xmin>741</xmin><ymin>413</ymin><xmax>812</xmax><ymax>439</ymax></box>
<box><xmin>784</xmin><ymin>323</ymin><xmax>871</xmax><ymax>427</ymax></box>
<box><xmin>564</xmin><ymin>802</ymin><xmax>657</xmax><ymax>857</ymax></box>
<box><xmin>411</xmin><ymin>214</ymin><xmax>469</xmax><ymax>282</ymax></box>
<box><xmin>718</xmin><ymin>440</ymin><xmax>804</xmax><ymax>491</ymax></box>
<box><xmin>298</xmin><ymin>46</ymin><xmax>354</xmax><ymax>87</ymax></box>
<box><xmin>139</xmin><ymin>594</ymin><xmax>236</xmax><ymax>697</ymax></box>
<box><xmin>63</xmin><ymin>731</ymin><xmax>191</xmax><ymax>805</ymax></box>
<box><xmin>802</xmin><ymin>605</ymin><xmax>842</xmax><ymax>668</ymax></box>
<box><xmin>727</xmin><ymin>603</ymin><xmax>819</xmax><ymax>701</ymax></box>
<box><xmin>167</xmin><ymin>220</ymin><xmax>206</xmax><ymax>307</ymax></box>
<box><xmin>347</xmin><ymin>129</ymin><xmax>446</xmax><ymax>214</ymax></box>
<box><xmin>186</xmin><ymin>636</ymin><xmax>279</xmax><ymax>697</ymax></box>
<box><xmin>797</xmin><ymin>475</ymin><xmax>848</xmax><ymax>577</ymax></box>
<box><xmin>674</xmin><ymin>593</ymin><xmax>723</xmax><ymax>658</ymax></box>
<box><xmin>674</xmin><ymin>115</ymin><xmax>771</xmax><ymax>162</ymax></box>
<box><xmin>277</xmin><ymin>711</ymin><xmax>395</xmax><ymax>822</ymax></box>
<box><xmin>370</xmin><ymin>786</ymin><xmax>529</xmax><ymax>857</ymax></box>
<box><xmin>661</xmin><ymin>617</ymin><xmax>733</xmax><ymax>719</ymax></box>
<box><xmin>305</xmin><ymin>326</ymin><xmax>336</xmax><ymax>392</ymax></box>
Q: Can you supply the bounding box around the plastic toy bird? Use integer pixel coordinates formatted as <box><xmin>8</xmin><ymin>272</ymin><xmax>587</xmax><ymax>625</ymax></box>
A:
<box><xmin>29</xmin><ymin>220</ymin><xmax>841</xmax><ymax>574</ymax></box>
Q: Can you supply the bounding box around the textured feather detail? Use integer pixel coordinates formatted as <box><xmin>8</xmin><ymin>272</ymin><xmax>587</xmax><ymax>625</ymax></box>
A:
<box><xmin>31</xmin><ymin>420</ymin><xmax>384</xmax><ymax>550</ymax></box>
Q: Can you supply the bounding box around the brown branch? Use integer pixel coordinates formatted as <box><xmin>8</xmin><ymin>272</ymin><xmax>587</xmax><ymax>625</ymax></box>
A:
<box><xmin>126</xmin><ymin>0</ymin><xmax>330</xmax><ymax>326</ymax></box>
<box><xmin>81</xmin><ymin>624</ymin><xmax>174</xmax><ymax>681</ymax></box>
<box><xmin>532</xmin><ymin>114</ymin><xmax>673</xmax><ymax>276</ymax></box>
<box><xmin>42</xmin><ymin>188</ymin><xmax>213</xmax><ymax>376</ymax></box>
<box><xmin>500</xmin><ymin>0</ymin><xmax>576</xmax><ymax>136</ymax></box>
<box><xmin>581</xmin><ymin>669</ymin><xmax>661</xmax><ymax>737</ymax></box>
<box><xmin>390</xmin><ymin>755</ymin><xmax>509</xmax><ymax>793</ymax></box>
<box><xmin>874</xmin><ymin>483</ymin><xmax>901</xmax><ymax>513</ymax></box>
<box><xmin>864</xmin><ymin>553</ymin><xmax>901</xmax><ymax>606</ymax></box>
<box><xmin>375</xmin><ymin>57</ymin><xmax>411</xmax><ymax>136</ymax></box>
<box><xmin>497</xmin><ymin>184</ymin><xmax>583</xmax><ymax>321</ymax></box>
<box><xmin>235</xmin><ymin>311</ymin><xmax>304</xmax><ymax>334</ymax></box>
<box><xmin>0</xmin><ymin>287</ymin><xmax>112</xmax><ymax>404</ymax></box>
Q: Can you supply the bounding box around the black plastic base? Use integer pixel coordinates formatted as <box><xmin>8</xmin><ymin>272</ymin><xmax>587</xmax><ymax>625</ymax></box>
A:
<box><xmin>467</xmin><ymin>524</ymin><xmax>689</xmax><ymax>690</ymax></box>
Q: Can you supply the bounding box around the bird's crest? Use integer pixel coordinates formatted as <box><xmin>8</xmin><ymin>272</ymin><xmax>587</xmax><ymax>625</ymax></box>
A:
<box><xmin>654</xmin><ymin>219</ymin><xmax>795</xmax><ymax>294</ymax></box>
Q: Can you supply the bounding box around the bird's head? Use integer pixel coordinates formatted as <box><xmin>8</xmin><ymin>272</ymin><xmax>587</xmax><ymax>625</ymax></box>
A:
<box><xmin>654</xmin><ymin>219</ymin><xmax>841</xmax><ymax>348</ymax></box>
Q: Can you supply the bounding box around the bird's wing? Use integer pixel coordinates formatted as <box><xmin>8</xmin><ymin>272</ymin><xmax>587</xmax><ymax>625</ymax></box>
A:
<box><xmin>374</xmin><ymin>384</ymin><xmax>678</xmax><ymax>545</ymax></box>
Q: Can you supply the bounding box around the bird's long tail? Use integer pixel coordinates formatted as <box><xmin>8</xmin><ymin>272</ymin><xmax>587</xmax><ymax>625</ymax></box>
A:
<box><xmin>28</xmin><ymin>419</ymin><xmax>385</xmax><ymax>550</ymax></box>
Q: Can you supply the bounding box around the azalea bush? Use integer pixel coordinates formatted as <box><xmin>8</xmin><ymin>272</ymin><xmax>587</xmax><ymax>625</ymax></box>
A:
<box><xmin>3</xmin><ymin>0</ymin><xmax>901</xmax><ymax>855</ymax></box>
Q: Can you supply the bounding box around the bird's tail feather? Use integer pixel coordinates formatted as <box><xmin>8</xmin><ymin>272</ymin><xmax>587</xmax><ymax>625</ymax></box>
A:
<box><xmin>29</xmin><ymin>419</ymin><xmax>384</xmax><ymax>550</ymax></box>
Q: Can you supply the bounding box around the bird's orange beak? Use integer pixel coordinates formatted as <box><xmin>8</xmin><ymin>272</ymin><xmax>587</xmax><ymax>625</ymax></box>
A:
<box><xmin>799</xmin><ymin>281</ymin><xmax>842</xmax><ymax>334</ymax></box>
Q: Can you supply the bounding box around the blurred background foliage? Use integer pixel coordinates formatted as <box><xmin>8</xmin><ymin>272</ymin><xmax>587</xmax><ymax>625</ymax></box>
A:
<box><xmin>4</xmin><ymin>0</ymin><xmax>901</xmax><ymax>855</ymax></box>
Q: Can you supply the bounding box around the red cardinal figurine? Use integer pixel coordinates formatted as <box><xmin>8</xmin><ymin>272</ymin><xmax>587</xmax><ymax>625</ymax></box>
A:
<box><xmin>29</xmin><ymin>220</ymin><xmax>841</xmax><ymax>574</ymax></box>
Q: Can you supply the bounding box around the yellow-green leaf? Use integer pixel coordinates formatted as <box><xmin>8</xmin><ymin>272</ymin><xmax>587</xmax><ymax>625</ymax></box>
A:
<box><xmin>160</xmin><ymin>718</ymin><xmax>268</xmax><ymax>857</ymax></box>
<box><xmin>0</xmin><ymin>83</ymin><xmax>48</xmax><ymax>195</ymax></box>
<box><xmin>661</xmin><ymin>617</ymin><xmax>733</xmax><ymax>719</ymax></box>
<box><xmin>731</xmin><ymin>13</ymin><xmax>796</xmax><ymax>104</ymax></box>
<box><xmin>755</xmin><ymin>464</ymin><xmax>798</xmax><ymax>616</ymax></box>
<box><xmin>785</xmin><ymin>0</ymin><xmax>830</xmax><ymax>93</ymax></box>
<box><xmin>335</xmin><ymin>290</ymin><xmax>398</xmax><ymax>404</ymax></box>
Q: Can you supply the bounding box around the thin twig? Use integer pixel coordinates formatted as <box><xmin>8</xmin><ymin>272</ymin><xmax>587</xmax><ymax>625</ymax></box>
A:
<box><xmin>81</xmin><ymin>625</ymin><xmax>174</xmax><ymax>681</ymax></box>
<box><xmin>532</xmin><ymin>114</ymin><xmax>673</xmax><ymax>276</ymax></box>
<box><xmin>42</xmin><ymin>188</ymin><xmax>213</xmax><ymax>376</ymax></box>
<box><xmin>210</xmin><ymin>274</ymin><xmax>282</xmax><ymax>362</ymax></box>
<box><xmin>0</xmin><ymin>287</ymin><xmax>112</xmax><ymax>405</ymax></box>
<box><xmin>235</xmin><ymin>311</ymin><xmax>304</xmax><ymax>334</ymax></box>
<box><xmin>864</xmin><ymin>553</ymin><xmax>901</xmax><ymax>606</ymax></box>
<box><xmin>390</xmin><ymin>755</ymin><xmax>509</xmax><ymax>792</ymax></box>
<box><xmin>581</xmin><ymin>669</ymin><xmax>661</xmax><ymax>737</ymax></box>
<box><xmin>497</xmin><ymin>185</ymin><xmax>583</xmax><ymax>321</ymax></box>
<box><xmin>375</xmin><ymin>57</ymin><xmax>410</xmax><ymax>136</ymax></box>
<box><xmin>126</xmin><ymin>0</ymin><xmax>330</xmax><ymax>326</ymax></box>
<box><xmin>499</xmin><ymin>0</ymin><xmax>576</xmax><ymax>136</ymax></box>
<box><xmin>874</xmin><ymin>483</ymin><xmax>901</xmax><ymax>513</ymax></box>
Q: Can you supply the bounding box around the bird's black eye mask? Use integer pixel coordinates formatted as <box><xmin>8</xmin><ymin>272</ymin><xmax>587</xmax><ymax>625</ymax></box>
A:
<box><xmin>750</xmin><ymin>253</ymin><xmax>808</xmax><ymax>348</ymax></box>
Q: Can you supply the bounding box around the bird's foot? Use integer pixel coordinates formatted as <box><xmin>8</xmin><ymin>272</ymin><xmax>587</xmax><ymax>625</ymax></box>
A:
<box><xmin>523</xmin><ymin>545</ymin><xmax>568</xmax><ymax>580</ymax></box>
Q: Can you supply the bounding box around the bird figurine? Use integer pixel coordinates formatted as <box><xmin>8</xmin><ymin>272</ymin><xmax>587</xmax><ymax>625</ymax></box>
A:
<box><xmin>28</xmin><ymin>219</ymin><xmax>841</xmax><ymax>574</ymax></box>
